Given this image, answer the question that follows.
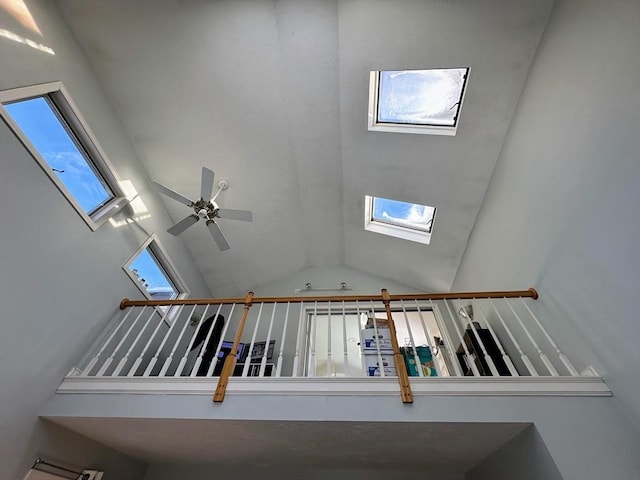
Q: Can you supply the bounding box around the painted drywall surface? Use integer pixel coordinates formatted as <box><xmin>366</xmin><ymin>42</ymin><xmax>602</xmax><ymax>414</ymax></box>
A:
<box><xmin>465</xmin><ymin>425</ymin><xmax>563</xmax><ymax>480</ymax></box>
<box><xmin>42</xmin><ymin>393</ymin><xmax>639</xmax><ymax>480</ymax></box>
<box><xmin>451</xmin><ymin>0</ymin><xmax>640</xmax><ymax>426</ymax></box>
<box><xmin>0</xmin><ymin>111</ymin><xmax>148</xmax><ymax>480</ymax></box>
<box><xmin>251</xmin><ymin>265</ymin><xmax>424</xmax><ymax>297</ymax></box>
<box><xmin>25</xmin><ymin>420</ymin><xmax>146</xmax><ymax>480</ymax></box>
<box><xmin>142</xmin><ymin>465</ymin><xmax>464</xmax><ymax>480</ymax></box>
<box><xmin>0</xmin><ymin>1</ymin><xmax>211</xmax><ymax>479</ymax></box>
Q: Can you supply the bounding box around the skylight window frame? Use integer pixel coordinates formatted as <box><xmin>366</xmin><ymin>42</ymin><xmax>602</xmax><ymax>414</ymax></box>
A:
<box><xmin>0</xmin><ymin>81</ymin><xmax>128</xmax><ymax>230</ymax></box>
<box><xmin>367</xmin><ymin>68</ymin><xmax>469</xmax><ymax>136</ymax></box>
<box><xmin>364</xmin><ymin>195</ymin><xmax>436</xmax><ymax>245</ymax></box>
<box><xmin>123</xmin><ymin>234</ymin><xmax>189</xmax><ymax>324</ymax></box>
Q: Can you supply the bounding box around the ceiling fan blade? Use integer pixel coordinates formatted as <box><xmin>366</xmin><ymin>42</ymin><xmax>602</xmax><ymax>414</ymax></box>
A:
<box><xmin>201</xmin><ymin>167</ymin><xmax>215</xmax><ymax>200</ymax></box>
<box><xmin>217</xmin><ymin>208</ymin><xmax>253</xmax><ymax>222</ymax></box>
<box><xmin>167</xmin><ymin>214</ymin><xmax>199</xmax><ymax>235</ymax></box>
<box><xmin>152</xmin><ymin>182</ymin><xmax>194</xmax><ymax>207</ymax></box>
<box><xmin>206</xmin><ymin>220</ymin><xmax>230</xmax><ymax>251</ymax></box>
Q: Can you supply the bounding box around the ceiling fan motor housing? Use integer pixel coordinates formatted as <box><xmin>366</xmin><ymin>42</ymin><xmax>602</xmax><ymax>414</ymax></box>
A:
<box><xmin>193</xmin><ymin>198</ymin><xmax>219</xmax><ymax>220</ymax></box>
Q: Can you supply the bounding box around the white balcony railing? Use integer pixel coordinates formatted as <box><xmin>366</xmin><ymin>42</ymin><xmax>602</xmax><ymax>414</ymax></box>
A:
<box><xmin>64</xmin><ymin>288</ymin><xmax>606</xmax><ymax>402</ymax></box>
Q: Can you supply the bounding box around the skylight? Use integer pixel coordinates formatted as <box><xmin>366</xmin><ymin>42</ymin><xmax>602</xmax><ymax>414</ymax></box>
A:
<box><xmin>368</xmin><ymin>68</ymin><xmax>469</xmax><ymax>135</ymax></box>
<box><xmin>128</xmin><ymin>248</ymin><xmax>178</xmax><ymax>301</ymax></box>
<box><xmin>123</xmin><ymin>234</ymin><xmax>189</xmax><ymax>321</ymax></box>
<box><xmin>4</xmin><ymin>97</ymin><xmax>112</xmax><ymax>213</ymax></box>
<box><xmin>364</xmin><ymin>195</ymin><xmax>436</xmax><ymax>244</ymax></box>
<box><xmin>0</xmin><ymin>82</ymin><xmax>126</xmax><ymax>230</ymax></box>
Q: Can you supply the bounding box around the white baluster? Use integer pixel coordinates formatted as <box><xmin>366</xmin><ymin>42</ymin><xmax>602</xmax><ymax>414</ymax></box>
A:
<box><xmin>259</xmin><ymin>302</ymin><xmax>277</xmax><ymax>377</ymax></box>
<box><xmin>342</xmin><ymin>301</ymin><xmax>348</xmax><ymax>377</ymax></box>
<box><xmin>97</xmin><ymin>306</ymin><xmax>148</xmax><ymax>376</ymax></box>
<box><xmin>519</xmin><ymin>298</ymin><xmax>579</xmax><ymax>376</ymax></box>
<box><xmin>207</xmin><ymin>303</ymin><xmax>237</xmax><ymax>377</ymax></box>
<box><xmin>429</xmin><ymin>299</ymin><xmax>462</xmax><ymax>376</ymax></box>
<box><xmin>159</xmin><ymin>304</ymin><xmax>199</xmax><ymax>376</ymax></box>
<box><xmin>191</xmin><ymin>304</ymin><xmax>224</xmax><ymax>377</ymax></box>
<box><xmin>459</xmin><ymin>299</ymin><xmax>500</xmax><ymax>376</ymax></box>
<box><xmin>369</xmin><ymin>299</ymin><xmax>386</xmax><ymax>377</ymax></box>
<box><xmin>175</xmin><ymin>304</ymin><xmax>211</xmax><ymax>376</ymax></box>
<box><xmin>143</xmin><ymin>305</ymin><xmax>185</xmax><ymax>377</ymax></box>
<box><xmin>112</xmin><ymin>307</ymin><xmax>158</xmax><ymax>376</ymax></box>
<box><xmin>489</xmin><ymin>299</ymin><xmax>538</xmax><ymax>376</ymax></box>
<box><xmin>275</xmin><ymin>302</ymin><xmax>290</xmax><ymax>377</ymax></box>
<box><xmin>474</xmin><ymin>301</ymin><xmax>519</xmax><ymax>376</ymax></box>
<box><xmin>82</xmin><ymin>308</ymin><xmax>134</xmax><ymax>376</ymax></box>
<box><xmin>292</xmin><ymin>302</ymin><xmax>304</xmax><ymax>377</ymax></box>
<box><xmin>400</xmin><ymin>299</ymin><xmax>423</xmax><ymax>377</ymax></box>
<box><xmin>308</xmin><ymin>301</ymin><xmax>318</xmax><ymax>378</ymax></box>
<box><xmin>242</xmin><ymin>302</ymin><xmax>264</xmax><ymax>377</ymax></box>
<box><xmin>505</xmin><ymin>298</ymin><xmax>558</xmax><ymax>376</ymax></box>
<box><xmin>443</xmin><ymin>299</ymin><xmax>481</xmax><ymax>376</ymax></box>
<box><xmin>128</xmin><ymin>306</ymin><xmax>173</xmax><ymax>377</ymax></box>
<box><xmin>357</xmin><ymin>300</ymin><xmax>366</xmax><ymax>376</ymax></box>
<box><xmin>326</xmin><ymin>301</ymin><xmax>332</xmax><ymax>377</ymax></box>
<box><xmin>414</xmin><ymin>300</ymin><xmax>441</xmax><ymax>377</ymax></box>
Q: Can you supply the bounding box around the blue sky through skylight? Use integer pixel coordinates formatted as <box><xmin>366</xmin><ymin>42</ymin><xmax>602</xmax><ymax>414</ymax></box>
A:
<box><xmin>4</xmin><ymin>97</ymin><xmax>111</xmax><ymax>213</ymax></box>
<box><xmin>129</xmin><ymin>249</ymin><xmax>177</xmax><ymax>300</ymax></box>
<box><xmin>377</xmin><ymin>68</ymin><xmax>467</xmax><ymax>126</ymax></box>
<box><xmin>372</xmin><ymin>197</ymin><xmax>435</xmax><ymax>233</ymax></box>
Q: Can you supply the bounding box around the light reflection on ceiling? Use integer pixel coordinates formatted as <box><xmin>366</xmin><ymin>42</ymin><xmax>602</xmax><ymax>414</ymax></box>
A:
<box><xmin>109</xmin><ymin>179</ymin><xmax>151</xmax><ymax>228</ymax></box>
<box><xmin>0</xmin><ymin>28</ymin><xmax>54</xmax><ymax>55</ymax></box>
<box><xmin>0</xmin><ymin>0</ymin><xmax>42</xmax><ymax>35</ymax></box>
<box><xmin>0</xmin><ymin>0</ymin><xmax>54</xmax><ymax>54</ymax></box>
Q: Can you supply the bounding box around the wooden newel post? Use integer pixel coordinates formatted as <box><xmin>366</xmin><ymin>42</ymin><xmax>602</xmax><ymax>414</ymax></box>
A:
<box><xmin>213</xmin><ymin>291</ymin><xmax>255</xmax><ymax>403</ymax></box>
<box><xmin>381</xmin><ymin>289</ymin><xmax>413</xmax><ymax>404</ymax></box>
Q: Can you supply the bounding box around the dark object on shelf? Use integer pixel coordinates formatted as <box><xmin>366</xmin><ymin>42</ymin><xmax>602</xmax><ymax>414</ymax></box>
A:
<box><xmin>233</xmin><ymin>363</ymin><xmax>274</xmax><ymax>377</ymax></box>
<box><xmin>456</xmin><ymin>326</ymin><xmax>511</xmax><ymax>376</ymax></box>
<box><xmin>247</xmin><ymin>339</ymin><xmax>276</xmax><ymax>363</ymax></box>
<box><xmin>211</xmin><ymin>340</ymin><xmax>248</xmax><ymax>376</ymax></box>
<box><xmin>189</xmin><ymin>313</ymin><xmax>225</xmax><ymax>376</ymax></box>
<box><xmin>211</xmin><ymin>340</ymin><xmax>275</xmax><ymax>376</ymax></box>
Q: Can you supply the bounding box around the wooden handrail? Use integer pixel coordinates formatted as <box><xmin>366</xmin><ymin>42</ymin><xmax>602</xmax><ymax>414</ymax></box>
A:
<box><xmin>115</xmin><ymin>287</ymin><xmax>540</xmax><ymax>404</ymax></box>
<box><xmin>120</xmin><ymin>288</ymin><xmax>538</xmax><ymax>309</ymax></box>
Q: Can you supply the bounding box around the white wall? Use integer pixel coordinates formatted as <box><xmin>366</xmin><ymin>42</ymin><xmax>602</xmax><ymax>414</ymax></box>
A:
<box><xmin>465</xmin><ymin>425</ymin><xmax>563</xmax><ymax>480</ymax></box>
<box><xmin>143</xmin><ymin>465</ymin><xmax>463</xmax><ymax>480</ymax></box>
<box><xmin>42</xmin><ymin>393</ymin><xmax>640</xmax><ymax>480</ymax></box>
<box><xmin>251</xmin><ymin>265</ymin><xmax>423</xmax><ymax>296</ymax></box>
<box><xmin>0</xmin><ymin>1</ymin><xmax>212</xmax><ymax>479</ymax></box>
<box><xmin>450</xmin><ymin>0</ymin><xmax>640</xmax><ymax>477</ymax></box>
<box><xmin>452</xmin><ymin>0</ymin><xmax>640</xmax><ymax>426</ymax></box>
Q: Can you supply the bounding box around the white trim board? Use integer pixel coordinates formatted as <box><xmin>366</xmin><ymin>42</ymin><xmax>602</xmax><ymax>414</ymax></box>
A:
<box><xmin>57</xmin><ymin>375</ymin><xmax>611</xmax><ymax>397</ymax></box>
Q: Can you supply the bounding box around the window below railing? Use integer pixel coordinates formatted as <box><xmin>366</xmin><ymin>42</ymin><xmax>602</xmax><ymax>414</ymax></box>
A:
<box><xmin>65</xmin><ymin>288</ymin><xmax>604</xmax><ymax>403</ymax></box>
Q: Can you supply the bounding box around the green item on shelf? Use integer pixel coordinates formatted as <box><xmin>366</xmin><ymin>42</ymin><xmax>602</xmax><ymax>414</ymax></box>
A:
<box><xmin>401</xmin><ymin>346</ymin><xmax>437</xmax><ymax>377</ymax></box>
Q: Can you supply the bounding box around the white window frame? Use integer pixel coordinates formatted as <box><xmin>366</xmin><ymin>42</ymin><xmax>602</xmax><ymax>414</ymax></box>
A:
<box><xmin>122</xmin><ymin>234</ymin><xmax>189</xmax><ymax>324</ymax></box>
<box><xmin>364</xmin><ymin>195</ymin><xmax>435</xmax><ymax>245</ymax></box>
<box><xmin>367</xmin><ymin>69</ymin><xmax>469</xmax><ymax>136</ymax></box>
<box><xmin>0</xmin><ymin>81</ymin><xmax>128</xmax><ymax>230</ymax></box>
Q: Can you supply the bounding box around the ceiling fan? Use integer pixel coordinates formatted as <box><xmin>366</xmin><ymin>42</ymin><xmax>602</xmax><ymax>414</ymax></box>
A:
<box><xmin>152</xmin><ymin>167</ymin><xmax>253</xmax><ymax>251</ymax></box>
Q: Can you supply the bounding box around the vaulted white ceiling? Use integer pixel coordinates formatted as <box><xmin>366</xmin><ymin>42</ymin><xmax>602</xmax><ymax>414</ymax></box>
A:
<box><xmin>56</xmin><ymin>0</ymin><xmax>554</xmax><ymax>296</ymax></box>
